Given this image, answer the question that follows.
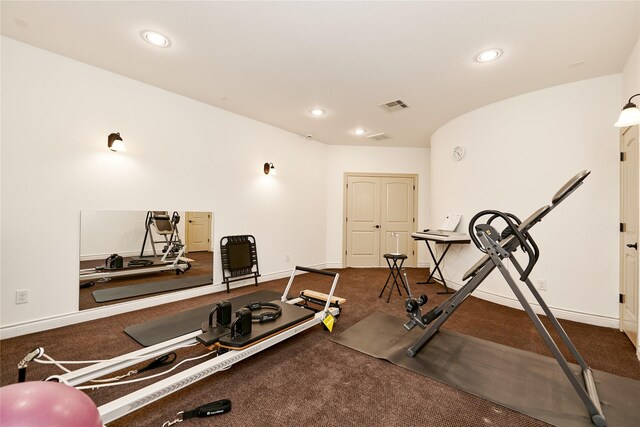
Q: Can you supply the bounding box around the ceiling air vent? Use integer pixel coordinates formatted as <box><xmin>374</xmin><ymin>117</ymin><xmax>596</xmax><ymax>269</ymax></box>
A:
<box><xmin>379</xmin><ymin>99</ymin><xmax>409</xmax><ymax>112</ymax></box>
<box><xmin>367</xmin><ymin>133</ymin><xmax>390</xmax><ymax>141</ymax></box>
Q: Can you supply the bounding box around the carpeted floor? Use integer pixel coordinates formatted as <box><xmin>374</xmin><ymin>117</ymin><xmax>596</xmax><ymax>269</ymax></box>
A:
<box><xmin>2</xmin><ymin>267</ymin><xmax>639</xmax><ymax>426</ymax></box>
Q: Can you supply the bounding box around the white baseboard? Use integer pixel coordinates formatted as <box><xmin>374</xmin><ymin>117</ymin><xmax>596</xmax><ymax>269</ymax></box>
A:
<box><xmin>324</xmin><ymin>262</ymin><xmax>343</xmax><ymax>269</ymax></box>
<box><xmin>0</xmin><ymin>265</ymin><xmax>326</xmax><ymax>339</ymax></box>
<box><xmin>442</xmin><ymin>280</ymin><xmax>619</xmax><ymax>329</ymax></box>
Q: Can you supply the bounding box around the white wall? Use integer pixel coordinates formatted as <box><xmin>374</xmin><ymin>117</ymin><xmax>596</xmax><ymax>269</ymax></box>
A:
<box><xmin>621</xmin><ymin>38</ymin><xmax>639</xmax><ymax>103</ymax></box>
<box><xmin>0</xmin><ymin>37</ymin><xmax>328</xmax><ymax>327</ymax></box>
<box><xmin>325</xmin><ymin>146</ymin><xmax>430</xmax><ymax>267</ymax></box>
<box><xmin>430</xmin><ymin>75</ymin><xmax>621</xmax><ymax>326</ymax></box>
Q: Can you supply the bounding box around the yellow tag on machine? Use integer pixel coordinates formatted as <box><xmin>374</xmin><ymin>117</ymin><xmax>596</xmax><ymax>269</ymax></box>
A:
<box><xmin>322</xmin><ymin>312</ymin><xmax>335</xmax><ymax>332</ymax></box>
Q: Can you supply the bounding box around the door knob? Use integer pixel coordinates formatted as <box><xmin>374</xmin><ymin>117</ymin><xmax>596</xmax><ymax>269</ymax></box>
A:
<box><xmin>375</xmin><ymin>225</ymin><xmax>380</xmax><ymax>229</ymax></box>
<box><xmin>627</xmin><ymin>243</ymin><xmax>638</xmax><ymax>250</ymax></box>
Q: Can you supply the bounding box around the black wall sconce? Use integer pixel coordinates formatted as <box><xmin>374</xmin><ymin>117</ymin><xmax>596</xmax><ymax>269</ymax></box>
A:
<box><xmin>263</xmin><ymin>162</ymin><xmax>277</xmax><ymax>175</ymax></box>
<box><xmin>614</xmin><ymin>93</ymin><xmax>640</xmax><ymax>127</ymax></box>
<box><xmin>107</xmin><ymin>132</ymin><xmax>126</xmax><ymax>152</ymax></box>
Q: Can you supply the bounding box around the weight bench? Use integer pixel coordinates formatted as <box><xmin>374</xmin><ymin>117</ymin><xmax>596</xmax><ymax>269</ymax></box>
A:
<box><xmin>402</xmin><ymin>170</ymin><xmax>607</xmax><ymax>427</ymax></box>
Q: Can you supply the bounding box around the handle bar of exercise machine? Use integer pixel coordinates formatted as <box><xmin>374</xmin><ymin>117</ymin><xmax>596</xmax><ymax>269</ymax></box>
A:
<box><xmin>486</xmin><ymin>211</ymin><xmax>541</xmax><ymax>273</ymax></box>
<box><xmin>293</xmin><ymin>266</ymin><xmax>338</xmax><ymax>277</ymax></box>
<box><xmin>486</xmin><ymin>212</ymin><xmax>522</xmax><ymax>238</ymax></box>
<box><xmin>281</xmin><ymin>266</ymin><xmax>340</xmax><ymax>314</ymax></box>
<box><xmin>469</xmin><ymin>209</ymin><xmax>538</xmax><ymax>282</ymax></box>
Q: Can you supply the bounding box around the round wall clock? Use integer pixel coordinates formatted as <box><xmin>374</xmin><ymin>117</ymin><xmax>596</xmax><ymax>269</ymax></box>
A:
<box><xmin>453</xmin><ymin>145</ymin><xmax>466</xmax><ymax>161</ymax></box>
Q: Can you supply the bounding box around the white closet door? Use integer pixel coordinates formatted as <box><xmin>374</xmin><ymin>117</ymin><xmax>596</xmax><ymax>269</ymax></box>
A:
<box><xmin>380</xmin><ymin>176</ymin><xmax>415</xmax><ymax>266</ymax></box>
<box><xmin>346</xmin><ymin>174</ymin><xmax>416</xmax><ymax>267</ymax></box>
<box><xmin>346</xmin><ymin>176</ymin><xmax>381</xmax><ymax>267</ymax></box>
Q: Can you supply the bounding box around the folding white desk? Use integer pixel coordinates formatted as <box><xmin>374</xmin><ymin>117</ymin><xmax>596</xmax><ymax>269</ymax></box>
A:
<box><xmin>411</xmin><ymin>231</ymin><xmax>470</xmax><ymax>294</ymax></box>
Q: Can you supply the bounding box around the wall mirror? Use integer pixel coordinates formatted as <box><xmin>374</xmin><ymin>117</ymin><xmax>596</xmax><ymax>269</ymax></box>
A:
<box><xmin>79</xmin><ymin>210</ymin><xmax>213</xmax><ymax>310</ymax></box>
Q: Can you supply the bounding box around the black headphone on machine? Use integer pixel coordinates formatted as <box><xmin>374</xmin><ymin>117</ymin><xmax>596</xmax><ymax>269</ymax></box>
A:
<box><xmin>243</xmin><ymin>302</ymin><xmax>282</xmax><ymax>323</ymax></box>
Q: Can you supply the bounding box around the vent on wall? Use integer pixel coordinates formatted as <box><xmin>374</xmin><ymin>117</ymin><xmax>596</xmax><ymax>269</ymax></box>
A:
<box><xmin>379</xmin><ymin>99</ymin><xmax>409</xmax><ymax>112</ymax></box>
<box><xmin>367</xmin><ymin>133</ymin><xmax>390</xmax><ymax>141</ymax></box>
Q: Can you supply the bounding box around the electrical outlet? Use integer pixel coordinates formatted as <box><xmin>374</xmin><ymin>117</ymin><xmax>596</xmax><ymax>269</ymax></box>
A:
<box><xmin>16</xmin><ymin>289</ymin><xmax>29</xmax><ymax>304</ymax></box>
<box><xmin>285</xmin><ymin>253</ymin><xmax>290</xmax><ymax>262</ymax></box>
<box><xmin>536</xmin><ymin>279</ymin><xmax>547</xmax><ymax>291</ymax></box>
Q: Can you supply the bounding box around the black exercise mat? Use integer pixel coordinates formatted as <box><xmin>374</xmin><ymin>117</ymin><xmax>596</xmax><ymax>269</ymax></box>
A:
<box><xmin>331</xmin><ymin>312</ymin><xmax>640</xmax><ymax>427</ymax></box>
<box><xmin>92</xmin><ymin>275</ymin><xmax>213</xmax><ymax>303</ymax></box>
<box><xmin>218</xmin><ymin>300</ymin><xmax>314</xmax><ymax>348</ymax></box>
<box><xmin>125</xmin><ymin>290</ymin><xmax>282</xmax><ymax>346</ymax></box>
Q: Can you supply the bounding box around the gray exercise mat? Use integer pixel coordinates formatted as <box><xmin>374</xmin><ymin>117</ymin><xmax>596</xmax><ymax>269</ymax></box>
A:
<box><xmin>124</xmin><ymin>290</ymin><xmax>282</xmax><ymax>346</ymax></box>
<box><xmin>92</xmin><ymin>275</ymin><xmax>213</xmax><ymax>303</ymax></box>
<box><xmin>331</xmin><ymin>312</ymin><xmax>640</xmax><ymax>427</ymax></box>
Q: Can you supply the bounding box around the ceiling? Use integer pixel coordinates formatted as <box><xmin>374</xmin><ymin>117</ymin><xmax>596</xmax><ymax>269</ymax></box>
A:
<box><xmin>1</xmin><ymin>1</ymin><xmax>638</xmax><ymax>148</ymax></box>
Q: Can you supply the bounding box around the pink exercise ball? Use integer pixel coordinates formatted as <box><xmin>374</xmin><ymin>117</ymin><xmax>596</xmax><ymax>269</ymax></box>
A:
<box><xmin>0</xmin><ymin>381</ymin><xmax>102</xmax><ymax>427</ymax></box>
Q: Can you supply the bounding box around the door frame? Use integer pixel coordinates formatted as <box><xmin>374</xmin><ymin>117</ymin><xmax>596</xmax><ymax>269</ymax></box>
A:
<box><xmin>342</xmin><ymin>172</ymin><xmax>418</xmax><ymax>268</ymax></box>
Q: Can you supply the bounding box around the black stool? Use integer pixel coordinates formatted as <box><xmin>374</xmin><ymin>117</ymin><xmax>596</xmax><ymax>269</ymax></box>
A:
<box><xmin>380</xmin><ymin>253</ymin><xmax>408</xmax><ymax>303</ymax></box>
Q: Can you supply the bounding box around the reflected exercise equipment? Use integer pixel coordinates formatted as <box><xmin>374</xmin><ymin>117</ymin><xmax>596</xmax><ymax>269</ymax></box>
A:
<box><xmin>79</xmin><ymin>211</ymin><xmax>192</xmax><ymax>283</ymax></box>
<box><xmin>140</xmin><ymin>211</ymin><xmax>183</xmax><ymax>259</ymax></box>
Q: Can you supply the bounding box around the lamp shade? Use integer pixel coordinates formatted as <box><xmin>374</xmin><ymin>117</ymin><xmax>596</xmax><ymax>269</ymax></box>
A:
<box><xmin>614</xmin><ymin>105</ymin><xmax>640</xmax><ymax>127</ymax></box>
<box><xmin>615</xmin><ymin>94</ymin><xmax>640</xmax><ymax>127</ymax></box>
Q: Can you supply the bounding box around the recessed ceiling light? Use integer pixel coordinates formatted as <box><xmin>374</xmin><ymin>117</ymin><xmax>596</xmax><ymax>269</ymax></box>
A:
<box><xmin>353</xmin><ymin>128</ymin><xmax>367</xmax><ymax>136</ymax></box>
<box><xmin>142</xmin><ymin>31</ymin><xmax>170</xmax><ymax>47</ymax></box>
<box><xmin>309</xmin><ymin>108</ymin><xmax>326</xmax><ymax>117</ymax></box>
<box><xmin>476</xmin><ymin>48</ymin><xmax>502</xmax><ymax>63</ymax></box>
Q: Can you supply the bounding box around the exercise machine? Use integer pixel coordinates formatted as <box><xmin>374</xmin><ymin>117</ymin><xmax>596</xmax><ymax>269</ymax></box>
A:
<box><xmin>140</xmin><ymin>211</ymin><xmax>183</xmax><ymax>259</ymax></box>
<box><xmin>79</xmin><ymin>211</ymin><xmax>191</xmax><ymax>282</ymax></box>
<box><xmin>79</xmin><ymin>248</ymin><xmax>191</xmax><ymax>282</ymax></box>
<box><xmin>29</xmin><ymin>266</ymin><xmax>343</xmax><ymax>424</ymax></box>
<box><xmin>402</xmin><ymin>170</ymin><xmax>607</xmax><ymax>427</ymax></box>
